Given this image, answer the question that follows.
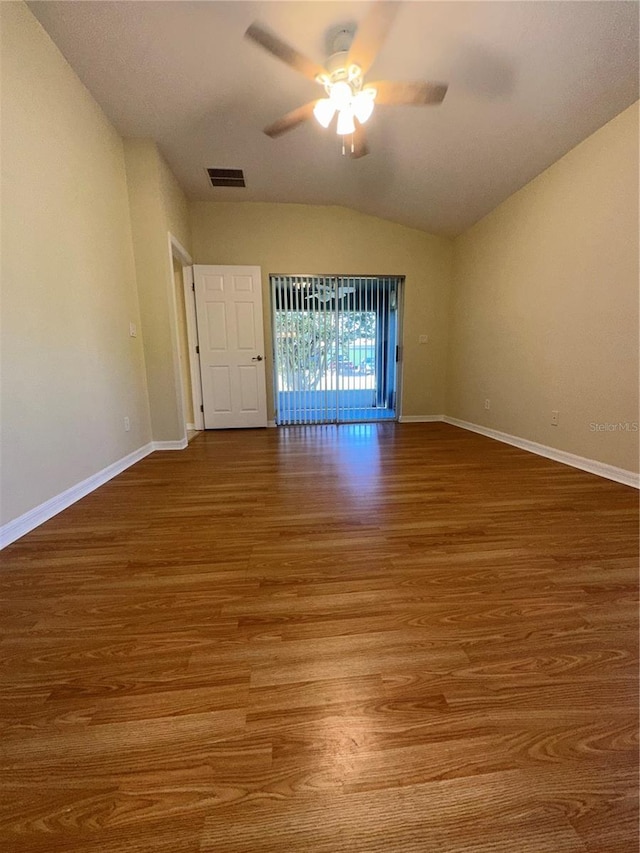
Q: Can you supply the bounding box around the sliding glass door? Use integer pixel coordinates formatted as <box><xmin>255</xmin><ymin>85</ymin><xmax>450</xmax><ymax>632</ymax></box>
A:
<box><xmin>271</xmin><ymin>275</ymin><xmax>403</xmax><ymax>425</ymax></box>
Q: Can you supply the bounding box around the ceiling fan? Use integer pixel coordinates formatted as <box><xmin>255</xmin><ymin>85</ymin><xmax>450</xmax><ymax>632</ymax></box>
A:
<box><xmin>309</xmin><ymin>283</ymin><xmax>356</xmax><ymax>304</ymax></box>
<box><xmin>245</xmin><ymin>1</ymin><xmax>448</xmax><ymax>158</ymax></box>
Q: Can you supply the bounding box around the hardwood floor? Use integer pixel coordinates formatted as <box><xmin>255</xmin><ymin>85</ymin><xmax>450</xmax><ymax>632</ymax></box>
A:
<box><xmin>1</xmin><ymin>422</ymin><xmax>637</xmax><ymax>852</ymax></box>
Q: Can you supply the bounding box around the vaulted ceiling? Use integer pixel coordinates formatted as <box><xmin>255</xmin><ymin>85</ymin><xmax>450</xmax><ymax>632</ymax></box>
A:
<box><xmin>29</xmin><ymin>1</ymin><xmax>639</xmax><ymax>236</ymax></box>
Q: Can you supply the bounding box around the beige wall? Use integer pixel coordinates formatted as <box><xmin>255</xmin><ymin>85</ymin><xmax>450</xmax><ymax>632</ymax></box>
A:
<box><xmin>124</xmin><ymin>140</ymin><xmax>192</xmax><ymax>442</ymax></box>
<box><xmin>448</xmin><ymin>102</ymin><xmax>639</xmax><ymax>473</ymax></box>
<box><xmin>0</xmin><ymin>2</ymin><xmax>151</xmax><ymax>525</ymax></box>
<box><xmin>158</xmin><ymin>153</ymin><xmax>191</xmax><ymax>253</ymax></box>
<box><xmin>189</xmin><ymin>203</ymin><xmax>453</xmax><ymax>420</ymax></box>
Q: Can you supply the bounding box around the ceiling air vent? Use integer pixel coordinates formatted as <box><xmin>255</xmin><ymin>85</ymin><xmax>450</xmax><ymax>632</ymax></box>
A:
<box><xmin>207</xmin><ymin>168</ymin><xmax>246</xmax><ymax>188</ymax></box>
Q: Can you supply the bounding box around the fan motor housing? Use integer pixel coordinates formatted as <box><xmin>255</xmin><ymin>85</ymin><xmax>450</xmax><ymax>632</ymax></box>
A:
<box><xmin>326</xmin><ymin>50</ymin><xmax>349</xmax><ymax>76</ymax></box>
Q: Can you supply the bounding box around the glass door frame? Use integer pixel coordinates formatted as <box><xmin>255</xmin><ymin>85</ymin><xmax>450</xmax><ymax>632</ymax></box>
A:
<box><xmin>270</xmin><ymin>274</ymin><xmax>404</xmax><ymax>425</ymax></box>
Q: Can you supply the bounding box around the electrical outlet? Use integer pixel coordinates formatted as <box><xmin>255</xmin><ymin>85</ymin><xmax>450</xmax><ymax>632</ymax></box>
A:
<box><xmin>124</xmin><ymin>417</ymin><xmax>130</xmax><ymax>431</ymax></box>
<box><xmin>484</xmin><ymin>399</ymin><xmax>491</xmax><ymax>410</ymax></box>
<box><xmin>551</xmin><ymin>410</ymin><xmax>559</xmax><ymax>426</ymax></box>
<box><xmin>129</xmin><ymin>322</ymin><xmax>137</xmax><ymax>338</ymax></box>
<box><xmin>419</xmin><ymin>334</ymin><xmax>428</xmax><ymax>344</ymax></box>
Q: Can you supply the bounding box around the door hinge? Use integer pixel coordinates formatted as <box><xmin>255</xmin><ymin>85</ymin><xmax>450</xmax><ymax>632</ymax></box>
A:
<box><xmin>195</xmin><ymin>345</ymin><xmax>200</xmax><ymax>354</ymax></box>
<box><xmin>200</xmin><ymin>404</ymin><xmax>204</xmax><ymax>413</ymax></box>
<box><xmin>191</xmin><ymin>279</ymin><xmax>195</xmax><ymax>291</ymax></box>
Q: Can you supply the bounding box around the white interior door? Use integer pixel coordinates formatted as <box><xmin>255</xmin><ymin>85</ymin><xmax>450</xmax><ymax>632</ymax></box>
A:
<box><xmin>193</xmin><ymin>265</ymin><xmax>267</xmax><ymax>429</ymax></box>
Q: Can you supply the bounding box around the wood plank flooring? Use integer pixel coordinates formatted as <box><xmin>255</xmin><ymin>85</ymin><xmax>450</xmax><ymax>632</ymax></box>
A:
<box><xmin>0</xmin><ymin>422</ymin><xmax>638</xmax><ymax>852</ymax></box>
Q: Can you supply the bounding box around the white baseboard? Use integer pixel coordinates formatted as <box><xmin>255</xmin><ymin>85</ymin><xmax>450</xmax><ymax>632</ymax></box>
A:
<box><xmin>186</xmin><ymin>423</ymin><xmax>196</xmax><ymax>431</ymax></box>
<box><xmin>267</xmin><ymin>420</ymin><xmax>277</xmax><ymax>428</ymax></box>
<box><xmin>0</xmin><ymin>437</ymin><xmax>192</xmax><ymax>549</ymax></box>
<box><xmin>443</xmin><ymin>417</ymin><xmax>639</xmax><ymax>489</ymax></box>
<box><xmin>4</xmin><ymin>417</ymin><xmax>635</xmax><ymax>550</ymax></box>
<box><xmin>0</xmin><ymin>442</ymin><xmax>154</xmax><ymax>549</ymax></box>
<box><xmin>152</xmin><ymin>438</ymin><xmax>188</xmax><ymax>451</ymax></box>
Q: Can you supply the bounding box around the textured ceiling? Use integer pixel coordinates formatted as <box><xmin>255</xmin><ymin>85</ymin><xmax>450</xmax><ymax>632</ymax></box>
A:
<box><xmin>29</xmin><ymin>1</ymin><xmax>639</xmax><ymax>236</ymax></box>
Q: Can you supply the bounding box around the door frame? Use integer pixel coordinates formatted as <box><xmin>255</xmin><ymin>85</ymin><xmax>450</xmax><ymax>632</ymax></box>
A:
<box><xmin>167</xmin><ymin>233</ymin><xmax>204</xmax><ymax>434</ymax></box>
<box><xmin>394</xmin><ymin>280</ymin><xmax>405</xmax><ymax>421</ymax></box>
<box><xmin>181</xmin><ymin>266</ymin><xmax>204</xmax><ymax>431</ymax></box>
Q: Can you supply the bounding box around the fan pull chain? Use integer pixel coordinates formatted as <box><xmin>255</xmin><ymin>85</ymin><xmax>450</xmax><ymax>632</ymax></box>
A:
<box><xmin>341</xmin><ymin>135</ymin><xmax>355</xmax><ymax>157</ymax></box>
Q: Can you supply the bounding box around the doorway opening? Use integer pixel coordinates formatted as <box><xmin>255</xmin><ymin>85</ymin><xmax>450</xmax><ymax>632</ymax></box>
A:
<box><xmin>271</xmin><ymin>275</ymin><xmax>403</xmax><ymax>425</ymax></box>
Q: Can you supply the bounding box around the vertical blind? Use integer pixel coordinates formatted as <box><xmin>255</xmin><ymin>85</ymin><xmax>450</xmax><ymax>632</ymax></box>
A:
<box><xmin>271</xmin><ymin>275</ymin><xmax>402</xmax><ymax>425</ymax></box>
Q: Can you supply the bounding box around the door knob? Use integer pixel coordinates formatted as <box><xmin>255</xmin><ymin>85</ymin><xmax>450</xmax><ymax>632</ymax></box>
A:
<box><xmin>252</xmin><ymin>355</ymin><xmax>263</xmax><ymax>361</ymax></box>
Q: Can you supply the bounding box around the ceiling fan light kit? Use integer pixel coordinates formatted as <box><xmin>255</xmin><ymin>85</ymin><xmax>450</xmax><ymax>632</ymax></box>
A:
<box><xmin>353</xmin><ymin>90</ymin><xmax>376</xmax><ymax>124</ymax></box>
<box><xmin>312</xmin><ymin>98</ymin><xmax>336</xmax><ymax>129</ymax></box>
<box><xmin>336</xmin><ymin>107</ymin><xmax>356</xmax><ymax>137</ymax></box>
<box><xmin>313</xmin><ymin>64</ymin><xmax>377</xmax><ymax>134</ymax></box>
<box><xmin>245</xmin><ymin>1</ymin><xmax>448</xmax><ymax>159</ymax></box>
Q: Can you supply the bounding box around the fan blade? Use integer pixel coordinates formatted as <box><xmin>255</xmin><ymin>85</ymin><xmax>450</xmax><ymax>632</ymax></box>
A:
<box><xmin>369</xmin><ymin>80</ymin><xmax>448</xmax><ymax>106</ymax></box>
<box><xmin>245</xmin><ymin>22</ymin><xmax>327</xmax><ymax>82</ymax></box>
<box><xmin>349</xmin><ymin>125</ymin><xmax>369</xmax><ymax>159</ymax></box>
<box><xmin>264</xmin><ymin>101</ymin><xmax>317</xmax><ymax>138</ymax></box>
<box><xmin>347</xmin><ymin>1</ymin><xmax>400</xmax><ymax>76</ymax></box>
